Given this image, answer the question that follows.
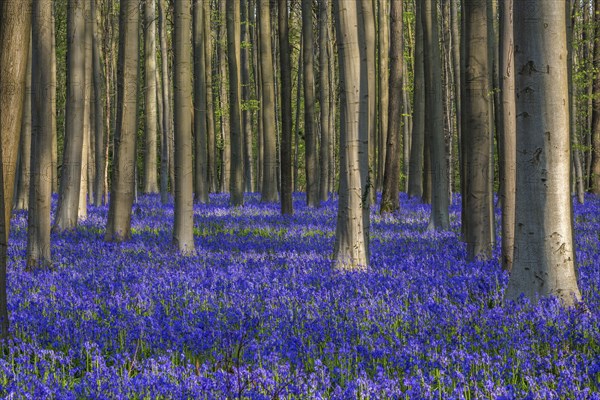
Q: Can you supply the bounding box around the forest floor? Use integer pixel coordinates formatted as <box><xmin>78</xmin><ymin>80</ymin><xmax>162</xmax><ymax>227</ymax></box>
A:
<box><xmin>1</xmin><ymin>193</ymin><xmax>599</xmax><ymax>399</ymax></box>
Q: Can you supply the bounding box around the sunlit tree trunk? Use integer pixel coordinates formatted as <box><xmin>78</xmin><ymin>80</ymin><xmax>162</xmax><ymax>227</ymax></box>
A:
<box><xmin>591</xmin><ymin>0</ymin><xmax>600</xmax><ymax>193</ymax></box>
<box><xmin>14</xmin><ymin>45</ymin><xmax>31</xmax><ymax>211</ymax></box>
<box><xmin>172</xmin><ymin>0</ymin><xmax>196</xmax><ymax>253</ymax></box>
<box><xmin>377</xmin><ymin>0</ymin><xmax>390</xmax><ymax>193</ymax></box>
<box><xmin>105</xmin><ymin>0</ymin><xmax>139</xmax><ymax>242</ymax></box>
<box><xmin>258</xmin><ymin>0</ymin><xmax>278</xmax><ymax>202</ymax></box>
<box><xmin>0</xmin><ymin>0</ymin><xmax>31</xmax><ymax>338</ymax></box>
<box><xmin>333</xmin><ymin>0</ymin><xmax>370</xmax><ymax>271</ymax></box>
<box><xmin>360</xmin><ymin>0</ymin><xmax>376</xmax><ymax>205</ymax></box>
<box><xmin>422</xmin><ymin>0</ymin><xmax>449</xmax><ymax>230</ymax></box>
<box><xmin>498</xmin><ymin>0</ymin><xmax>516</xmax><ymax>271</ymax></box>
<box><xmin>79</xmin><ymin>8</ymin><xmax>93</xmax><ymax>221</ymax></box>
<box><xmin>92</xmin><ymin>0</ymin><xmax>105</xmax><ymax>206</ymax></box>
<box><xmin>505</xmin><ymin>0</ymin><xmax>582</xmax><ymax>306</ymax></box>
<box><xmin>318</xmin><ymin>0</ymin><xmax>331</xmax><ymax>203</ymax></box>
<box><xmin>380</xmin><ymin>0</ymin><xmax>403</xmax><ymax>214</ymax></box>
<box><xmin>158</xmin><ymin>0</ymin><xmax>172</xmax><ymax>203</ymax></box>
<box><xmin>241</xmin><ymin>1</ymin><xmax>255</xmax><ymax>193</ymax></box>
<box><xmin>54</xmin><ymin>0</ymin><xmax>86</xmax><ymax>232</ymax></box>
<box><xmin>144</xmin><ymin>0</ymin><xmax>159</xmax><ymax>194</ymax></box>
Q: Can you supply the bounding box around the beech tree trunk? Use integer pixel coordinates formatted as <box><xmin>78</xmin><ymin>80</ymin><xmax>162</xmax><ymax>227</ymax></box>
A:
<box><xmin>422</xmin><ymin>0</ymin><xmax>450</xmax><ymax>230</ymax></box>
<box><xmin>279</xmin><ymin>0</ymin><xmax>293</xmax><ymax>215</ymax></box>
<box><xmin>105</xmin><ymin>0</ymin><xmax>139</xmax><ymax>242</ymax></box>
<box><xmin>377</xmin><ymin>0</ymin><xmax>390</xmax><ymax>193</ymax></box>
<box><xmin>193</xmin><ymin>0</ymin><xmax>209</xmax><ymax>203</ymax></box>
<box><xmin>158</xmin><ymin>0</ymin><xmax>172</xmax><ymax>203</ymax></box>
<box><xmin>505</xmin><ymin>0</ymin><xmax>582</xmax><ymax>306</ymax></box>
<box><xmin>27</xmin><ymin>0</ymin><xmax>54</xmax><ymax>270</ymax></box>
<box><xmin>79</xmin><ymin>8</ymin><xmax>93</xmax><ymax>221</ymax></box>
<box><xmin>92</xmin><ymin>0</ymin><xmax>105</xmax><ymax>206</ymax></box>
<box><xmin>173</xmin><ymin>0</ymin><xmax>196</xmax><ymax>253</ymax></box>
<box><xmin>14</xmin><ymin>45</ymin><xmax>32</xmax><ymax>211</ymax></box>
<box><xmin>360</xmin><ymin>0</ymin><xmax>376</xmax><ymax>205</ymax></box>
<box><xmin>318</xmin><ymin>0</ymin><xmax>331</xmax><ymax>203</ymax></box>
<box><xmin>241</xmin><ymin>1</ymin><xmax>255</xmax><ymax>193</ymax></box>
<box><xmin>204</xmin><ymin>0</ymin><xmax>217</xmax><ymax>193</ymax></box>
<box><xmin>591</xmin><ymin>0</ymin><xmax>600</xmax><ymax>193</ymax></box>
<box><xmin>258</xmin><ymin>0</ymin><xmax>278</xmax><ymax>202</ymax></box>
<box><xmin>462</xmin><ymin>0</ymin><xmax>494</xmax><ymax>260</ymax></box>
<box><xmin>144</xmin><ymin>0</ymin><xmax>159</xmax><ymax>194</ymax></box>
<box><xmin>333</xmin><ymin>0</ymin><xmax>370</xmax><ymax>271</ymax></box>
<box><xmin>380</xmin><ymin>0</ymin><xmax>403</xmax><ymax>214</ymax></box>
<box><xmin>54</xmin><ymin>0</ymin><xmax>86</xmax><ymax>232</ymax></box>
<box><xmin>408</xmin><ymin>0</ymin><xmax>424</xmax><ymax>199</ymax></box>
<box><xmin>303</xmin><ymin>0</ymin><xmax>319</xmax><ymax>207</ymax></box>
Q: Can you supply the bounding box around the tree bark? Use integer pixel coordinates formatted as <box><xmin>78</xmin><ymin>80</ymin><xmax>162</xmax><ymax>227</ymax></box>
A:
<box><xmin>407</xmin><ymin>0</ymin><xmax>424</xmax><ymax>199</ymax></box>
<box><xmin>14</xmin><ymin>44</ymin><xmax>32</xmax><ymax>211</ymax></box>
<box><xmin>27</xmin><ymin>0</ymin><xmax>54</xmax><ymax>270</ymax></box>
<box><xmin>193</xmin><ymin>0</ymin><xmax>209</xmax><ymax>203</ymax></box>
<box><xmin>360</xmin><ymin>0</ymin><xmax>376</xmax><ymax>205</ymax></box>
<box><xmin>422</xmin><ymin>0</ymin><xmax>450</xmax><ymax>230</ymax></box>
<box><xmin>54</xmin><ymin>0</ymin><xmax>86</xmax><ymax>232</ymax></box>
<box><xmin>279</xmin><ymin>0</ymin><xmax>293</xmax><ymax>215</ymax></box>
<box><xmin>591</xmin><ymin>0</ymin><xmax>600</xmax><ymax>193</ymax></box>
<box><xmin>303</xmin><ymin>0</ymin><xmax>319</xmax><ymax>207</ymax></box>
<box><xmin>241</xmin><ymin>1</ymin><xmax>255</xmax><ymax>193</ymax></box>
<box><xmin>144</xmin><ymin>0</ymin><xmax>159</xmax><ymax>194</ymax></box>
<box><xmin>92</xmin><ymin>0</ymin><xmax>105</xmax><ymax>206</ymax></box>
<box><xmin>227</xmin><ymin>0</ymin><xmax>245</xmax><ymax>206</ymax></box>
<box><xmin>318</xmin><ymin>0</ymin><xmax>332</xmax><ymax>203</ymax></box>
<box><xmin>105</xmin><ymin>0</ymin><xmax>139</xmax><ymax>242</ymax></box>
<box><xmin>505</xmin><ymin>0</ymin><xmax>582</xmax><ymax>306</ymax></box>
<box><xmin>219</xmin><ymin>0</ymin><xmax>231</xmax><ymax>193</ymax></box>
<box><xmin>377</xmin><ymin>0</ymin><xmax>390</xmax><ymax>193</ymax></box>
<box><xmin>258</xmin><ymin>0</ymin><xmax>278</xmax><ymax>202</ymax></box>
<box><xmin>499</xmin><ymin>0</ymin><xmax>516</xmax><ymax>271</ymax></box>
<box><xmin>79</xmin><ymin>6</ymin><xmax>93</xmax><ymax>221</ymax></box>
<box><xmin>158</xmin><ymin>0</ymin><xmax>172</xmax><ymax>204</ymax></box>
<box><xmin>173</xmin><ymin>0</ymin><xmax>196</xmax><ymax>253</ymax></box>
<box><xmin>462</xmin><ymin>0</ymin><xmax>494</xmax><ymax>260</ymax></box>
<box><xmin>380</xmin><ymin>0</ymin><xmax>403</xmax><ymax>214</ymax></box>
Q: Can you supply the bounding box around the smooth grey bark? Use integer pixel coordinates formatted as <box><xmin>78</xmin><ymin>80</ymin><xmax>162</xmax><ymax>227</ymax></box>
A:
<box><xmin>333</xmin><ymin>0</ymin><xmax>370</xmax><ymax>271</ymax></box>
<box><xmin>422</xmin><ymin>0</ymin><xmax>449</xmax><ymax>230</ymax></box>
<box><xmin>591</xmin><ymin>0</ymin><xmax>600</xmax><ymax>193</ymax></box>
<box><xmin>360</xmin><ymin>0</ymin><xmax>376</xmax><ymax>205</ymax></box>
<box><xmin>27</xmin><ymin>0</ymin><xmax>54</xmax><ymax>270</ymax></box>
<box><xmin>219</xmin><ymin>0</ymin><xmax>231</xmax><ymax>193</ymax></box>
<box><xmin>450</xmin><ymin>0</ymin><xmax>461</xmax><ymax>187</ymax></box>
<box><xmin>241</xmin><ymin>1</ymin><xmax>255</xmax><ymax>193</ymax></box>
<box><xmin>51</xmin><ymin>8</ymin><xmax>58</xmax><ymax>194</ymax></box>
<box><xmin>498</xmin><ymin>0</ymin><xmax>516</xmax><ymax>271</ymax></box>
<box><xmin>380</xmin><ymin>0</ymin><xmax>403</xmax><ymax>214</ymax></box>
<box><xmin>227</xmin><ymin>0</ymin><xmax>245</xmax><ymax>205</ymax></box>
<box><xmin>193</xmin><ymin>0</ymin><xmax>209</xmax><ymax>203</ymax></box>
<box><xmin>144</xmin><ymin>0</ymin><xmax>159</xmax><ymax>193</ymax></box>
<box><xmin>569</xmin><ymin>1</ymin><xmax>585</xmax><ymax>205</ymax></box>
<box><xmin>407</xmin><ymin>0</ymin><xmax>424</xmax><ymax>199</ymax></box>
<box><xmin>303</xmin><ymin>0</ymin><xmax>319</xmax><ymax>207</ymax></box>
<box><xmin>79</xmin><ymin>6</ymin><xmax>93</xmax><ymax>221</ymax></box>
<box><xmin>14</xmin><ymin>45</ymin><xmax>32</xmax><ymax>211</ymax></box>
<box><xmin>318</xmin><ymin>0</ymin><xmax>331</xmax><ymax>203</ymax></box>
<box><xmin>53</xmin><ymin>0</ymin><xmax>86</xmax><ymax>232</ymax></box>
<box><xmin>204</xmin><ymin>0</ymin><xmax>217</xmax><ymax>193</ymax></box>
<box><xmin>258</xmin><ymin>0</ymin><xmax>278</xmax><ymax>202</ymax></box>
<box><xmin>158</xmin><ymin>0</ymin><xmax>172</xmax><ymax>203</ymax></box>
<box><xmin>505</xmin><ymin>0</ymin><xmax>582</xmax><ymax>306</ymax></box>
<box><xmin>0</xmin><ymin>0</ymin><xmax>31</xmax><ymax>338</ymax></box>
<box><xmin>92</xmin><ymin>0</ymin><xmax>105</xmax><ymax>206</ymax></box>
<box><xmin>173</xmin><ymin>0</ymin><xmax>196</xmax><ymax>253</ymax></box>
<box><xmin>105</xmin><ymin>0</ymin><xmax>139</xmax><ymax>242</ymax></box>
<box><xmin>462</xmin><ymin>0</ymin><xmax>494</xmax><ymax>260</ymax></box>
<box><xmin>293</xmin><ymin>44</ymin><xmax>302</xmax><ymax>192</ymax></box>
<box><xmin>377</xmin><ymin>0</ymin><xmax>390</xmax><ymax>193</ymax></box>
<box><xmin>279</xmin><ymin>0</ymin><xmax>293</xmax><ymax>215</ymax></box>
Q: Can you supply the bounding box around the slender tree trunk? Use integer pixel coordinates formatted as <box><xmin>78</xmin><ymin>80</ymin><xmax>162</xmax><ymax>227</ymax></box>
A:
<box><xmin>193</xmin><ymin>0</ymin><xmax>209</xmax><ymax>203</ymax></box>
<box><xmin>293</xmin><ymin>45</ymin><xmax>303</xmax><ymax>192</ymax></box>
<box><xmin>591</xmin><ymin>0</ymin><xmax>600</xmax><ymax>193</ymax></box>
<box><xmin>279</xmin><ymin>0</ymin><xmax>293</xmax><ymax>215</ymax></box>
<box><xmin>505</xmin><ymin>0</ymin><xmax>581</xmax><ymax>306</ymax></box>
<box><xmin>241</xmin><ymin>0</ymin><xmax>255</xmax><ymax>193</ymax></box>
<box><xmin>27</xmin><ymin>0</ymin><xmax>54</xmax><ymax>270</ymax></box>
<box><xmin>158</xmin><ymin>0</ymin><xmax>172</xmax><ymax>203</ymax></box>
<box><xmin>0</xmin><ymin>0</ymin><xmax>31</xmax><ymax>338</ymax></box>
<box><xmin>53</xmin><ymin>0</ymin><xmax>86</xmax><ymax>232</ymax></box>
<box><xmin>92</xmin><ymin>0</ymin><xmax>105</xmax><ymax>206</ymax></box>
<box><xmin>51</xmin><ymin>8</ymin><xmax>58</xmax><ymax>194</ymax></box>
<box><xmin>79</xmin><ymin>8</ymin><xmax>93</xmax><ymax>221</ymax></box>
<box><xmin>172</xmin><ymin>0</ymin><xmax>196</xmax><ymax>253</ymax></box>
<box><xmin>318</xmin><ymin>0</ymin><xmax>332</xmax><ymax>203</ymax></box>
<box><xmin>333</xmin><ymin>0</ymin><xmax>370</xmax><ymax>271</ymax></box>
<box><xmin>204</xmin><ymin>0</ymin><xmax>217</xmax><ymax>193</ymax></box>
<box><xmin>258</xmin><ymin>0</ymin><xmax>278</xmax><ymax>202</ymax></box>
<box><xmin>360</xmin><ymin>0</ymin><xmax>376</xmax><ymax>205</ymax></box>
<box><xmin>462</xmin><ymin>0</ymin><xmax>494</xmax><ymax>260</ymax></box>
<box><xmin>380</xmin><ymin>0</ymin><xmax>403</xmax><ymax>214</ymax></box>
<box><xmin>105</xmin><ymin>0</ymin><xmax>139</xmax><ymax>242</ymax></box>
<box><xmin>14</xmin><ymin>44</ymin><xmax>32</xmax><ymax>211</ymax></box>
<box><xmin>451</xmin><ymin>0</ymin><xmax>461</xmax><ymax>191</ymax></box>
<box><xmin>402</xmin><ymin>60</ymin><xmax>411</xmax><ymax>191</ymax></box>
<box><xmin>303</xmin><ymin>0</ymin><xmax>319</xmax><ymax>207</ymax></box>
<box><xmin>144</xmin><ymin>0</ymin><xmax>159</xmax><ymax>193</ymax></box>
<box><xmin>219</xmin><ymin>0</ymin><xmax>231</xmax><ymax>193</ymax></box>
<box><xmin>408</xmin><ymin>0</ymin><xmax>424</xmax><ymax>199</ymax></box>
<box><xmin>422</xmin><ymin>0</ymin><xmax>450</xmax><ymax>230</ymax></box>
<box><xmin>377</xmin><ymin>0</ymin><xmax>390</xmax><ymax>193</ymax></box>
<box><xmin>227</xmin><ymin>0</ymin><xmax>244</xmax><ymax>205</ymax></box>
<box><xmin>499</xmin><ymin>0</ymin><xmax>516</xmax><ymax>271</ymax></box>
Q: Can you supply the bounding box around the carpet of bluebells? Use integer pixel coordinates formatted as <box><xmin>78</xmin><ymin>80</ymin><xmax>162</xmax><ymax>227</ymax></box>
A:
<box><xmin>1</xmin><ymin>193</ymin><xmax>599</xmax><ymax>399</ymax></box>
